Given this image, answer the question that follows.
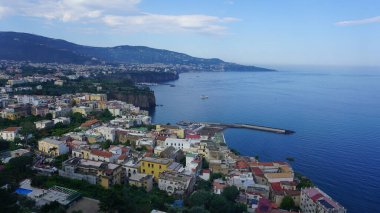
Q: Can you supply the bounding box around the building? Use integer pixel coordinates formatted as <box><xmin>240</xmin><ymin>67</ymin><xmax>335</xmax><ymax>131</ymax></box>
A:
<box><xmin>54</xmin><ymin>80</ymin><xmax>64</xmax><ymax>86</ymax></box>
<box><xmin>94</xmin><ymin>126</ymin><xmax>116</xmax><ymax>142</ymax></box>
<box><xmin>34</xmin><ymin>120</ymin><xmax>54</xmax><ymax>130</ymax></box>
<box><xmin>80</xmin><ymin>119</ymin><xmax>101</xmax><ymax>129</ymax></box>
<box><xmin>53</xmin><ymin>117</ymin><xmax>71</xmax><ymax>125</ymax></box>
<box><xmin>0</xmin><ymin>127</ymin><xmax>21</xmax><ymax>141</ymax></box>
<box><xmin>156</xmin><ymin>125</ymin><xmax>185</xmax><ymax>139</ymax></box>
<box><xmin>59</xmin><ymin>157</ymin><xmax>123</xmax><ymax>189</ymax></box>
<box><xmin>228</xmin><ymin>172</ymin><xmax>255</xmax><ymax>190</ymax></box>
<box><xmin>38</xmin><ymin>137</ymin><xmax>69</xmax><ymax>156</ymax></box>
<box><xmin>140</xmin><ymin>157</ymin><xmax>173</xmax><ymax>180</ymax></box>
<box><xmin>89</xmin><ymin>149</ymin><xmax>117</xmax><ymax>163</ymax></box>
<box><xmin>213</xmin><ymin>178</ymin><xmax>227</xmax><ymax>194</ymax></box>
<box><xmin>72</xmin><ymin>106</ymin><xmax>92</xmax><ymax>116</ymax></box>
<box><xmin>163</xmin><ymin>138</ymin><xmax>192</xmax><ymax>151</ymax></box>
<box><xmin>300</xmin><ymin>187</ymin><xmax>346</xmax><ymax>213</ymax></box>
<box><xmin>158</xmin><ymin>171</ymin><xmax>195</xmax><ymax>195</ymax></box>
<box><xmin>128</xmin><ymin>174</ymin><xmax>153</xmax><ymax>192</ymax></box>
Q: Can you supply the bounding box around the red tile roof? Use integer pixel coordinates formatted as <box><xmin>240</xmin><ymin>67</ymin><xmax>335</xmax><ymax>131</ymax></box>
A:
<box><xmin>2</xmin><ymin>127</ymin><xmax>20</xmax><ymax>132</ymax></box>
<box><xmin>311</xmin><ymin>193</ymin><xmax>324</xmax><ymax>202</ymax></box>
<box><xmin>236</xmin><ymin>160</ymin><xmax>249</xmax><ymax>169</ymax></box>
<box><xmin>156</xmin><ymin>136</ymin><xmax>167</xmax><ymax>141</ymax></box>
<box><xmin>91</xmin><ymin>149</ymin><xmax>113</xmax><ymax>158</ymax></box>
<box><xmin>81</xmin><ymin>119</ymin><xmax>100</xmax><ymax>127</ymax></box>
<box><xmin>118</xmin><ymin>154</ymin><xmax>127</xmax><ymax>160</ymax></box>
<box><xmin>186</xmin><ymin>134</ymin><xmax>201</xmax><ymax>139</ymax></box>
<box><xmin>252</xmin><ymin>167</ymin><xmax>264</xmax><ymax>176</ymax></box>
<box><xmin>270</xmin><ymin>182</ymin><xmax>283</xmax><ymax>192</ymax></box>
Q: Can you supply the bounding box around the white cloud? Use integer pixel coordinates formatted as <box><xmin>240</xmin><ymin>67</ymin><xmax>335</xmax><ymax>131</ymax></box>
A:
<box><xmin>0</xmin><ymin>5</ymin><xmax>11</xmax><ymax>19</ymax></box>
<box><xmin>102</xmin><ymin>14</ymin><xmax>239</xmax><ymax>35</ymax></box>
<box><xmin>0</xmin><ymin>0</ymin><xmax>239</xmax><ymax>35</ymax></box>
<box><xmin>336</xmin><ymin>16</ymin><xmax>380</xmax><ymax>26</ymax></box>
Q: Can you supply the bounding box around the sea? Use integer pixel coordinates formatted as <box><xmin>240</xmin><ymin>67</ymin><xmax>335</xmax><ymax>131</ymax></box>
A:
<box><xmin>150</xmin><ymin>67</ymin><xmax>380</xmax><ymax>213</ymax></box>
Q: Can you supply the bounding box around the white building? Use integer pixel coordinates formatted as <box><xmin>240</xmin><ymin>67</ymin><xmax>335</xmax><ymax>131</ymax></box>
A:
<box><xmin>164</xmin><ymin>138</ymin><xmax>192</xmax><ymax>151</ymax></box>
<box><xmin>158</xmin><ymin>171</ymin><xmax>195</xmax><ymax>195</ymax></box>
<box><xmin>53</xmin><ymin>117</ymin><xmax>71</xmax><ymax>125</ymax></box>
<box><xmin>227</xmin><ymin>172</ymin><xmax>255</xmax><ymax>190</ymax></box>
<box><xmin>34</xmin><ymin>120</ymin><xmax>54</xmax><ymax>130</ymax></box>
<box><xmin>0</xmin><ymin>127</ymin><xmax>21</xmax><ymax>141</ymax></box>
<box><xmin>89</xmin><ymin>149</ymin><xmax>118</xmax><ymax>163</ymax></box>
<box><xmin>300</xmin><ymin>187</ymin><xmax>346</xmax><ymax>213</ymax></box>
<box><xmin>94</xmin><ymin>126</ymin><xmax>116</xmax><ymax>142</ymax></box>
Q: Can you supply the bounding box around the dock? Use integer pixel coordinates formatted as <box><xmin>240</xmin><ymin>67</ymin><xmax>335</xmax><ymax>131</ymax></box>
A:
<box><xmin>203</xmin><ymin>122</ymin><xmax>294</xmax><ymax>134</ymax></box>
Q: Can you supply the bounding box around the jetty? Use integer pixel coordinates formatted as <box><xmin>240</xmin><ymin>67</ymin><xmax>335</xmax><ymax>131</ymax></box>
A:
<box><xmin>177</xmin><ymin>121</ymin><xmax>294</xmax><ymax>134</ymax></box>
<box><xmin>206</xmin><ymin>122</ymin><xmax>294</xmax><ymax>134</ymax></box>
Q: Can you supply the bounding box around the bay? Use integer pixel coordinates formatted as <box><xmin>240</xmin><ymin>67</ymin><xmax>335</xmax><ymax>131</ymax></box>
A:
<box><xmin>151</xmin><ymin>68</ymin><xmax>380</xmax><ymax>213</ymax></box>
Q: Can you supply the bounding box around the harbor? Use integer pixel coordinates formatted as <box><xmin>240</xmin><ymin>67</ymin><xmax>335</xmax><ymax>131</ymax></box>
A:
<box><xmin>177</xmin><ymin>121</ymin><xmax>295</xmax><ymax>134</ymax></box>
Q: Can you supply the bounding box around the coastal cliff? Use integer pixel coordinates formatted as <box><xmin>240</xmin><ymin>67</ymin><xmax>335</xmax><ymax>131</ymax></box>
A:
<box><xmin>110</xmin><ymin>92</ymin><xmax>156</xmax><ymax>109</ymax></box>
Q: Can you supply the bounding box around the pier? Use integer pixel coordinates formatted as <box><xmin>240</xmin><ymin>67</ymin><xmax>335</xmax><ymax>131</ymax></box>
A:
<box><xmin>176</xmin><ymin>121</ymin><xmax>295</xmax><ymax>134</ymax></box>
<box><xmin>203</xmin><ymin>122</ymin><xmax>294</xmax><ymax>134</ymax></box>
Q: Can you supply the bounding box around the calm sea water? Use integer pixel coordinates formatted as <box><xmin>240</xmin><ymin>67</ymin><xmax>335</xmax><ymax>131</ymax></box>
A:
<box><xmin>150</xmin><ymin>68</ymin><xmax>380</xmax><ymax>213</ymax></box>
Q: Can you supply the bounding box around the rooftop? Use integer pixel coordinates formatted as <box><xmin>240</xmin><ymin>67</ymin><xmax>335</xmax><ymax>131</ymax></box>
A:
<box><xmin>142</xmin><ymin>157</ymin><xmax>172</xmax><ymax>165</ymax></box>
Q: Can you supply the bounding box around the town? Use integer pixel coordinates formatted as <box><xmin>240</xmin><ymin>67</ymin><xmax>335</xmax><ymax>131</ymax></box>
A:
<box><xmin>0</xmin><ymin>61</ymin><xmax>346</xmax><ymax>213</ymax></box>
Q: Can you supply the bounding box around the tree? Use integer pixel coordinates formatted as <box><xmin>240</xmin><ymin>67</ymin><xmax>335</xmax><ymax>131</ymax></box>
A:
<box><xmin>189</xmin><ymin>190</ymin><xmax>213</xmax><ymax>208</ymax></box>
<box><xmin>20</xmin><ymin>121</ymin><xmax>36</xmax><ymax>146</ymax></box>
<box><xmin>280</xmin><ymin>195</ymin><xmax>295</xmax><ymax>210</ymax></box>
<box><xmin>209</xmin><ymin>195</ymin><xmax>229</xmax><ymax>213</ymax></box>
<box><xmin>0</xmin><ymin>139</ymin><xmax>10</xmax><ymax>151</ymax></box>
<box><xmin>0</xmin><ymin>189</ymin><xmax>19</xmax><ymax>212</ymax></box>
<box><xmin>222</xmin><ymin>186</ymin><xmax>240</xmax><ymax>202</ymax></box>
<box><xmin>40</xmin><ymin>201</ymin><xmax>66</xmax><ymax>213</ymax></box>
<box><xmin>210</xmin><ymin>173</ymin><xmax>224</xmax><ymax>182</ymax></box>
<box><xmin>187</xmin><ymin>206</ymin><xmax>210</xmax><ymax>213</ymax></box>
<box><xmin>6</xmin><ymin>156</ymin><xmax>33</xmax><ymax>182</ymax></box>
<box><xmin>230</xmin><ymin>203</ymin><xmax>247</xmax><ymax>213</ymax></box>
<box><xmin>99</xmin><ymin>191</ymin><xmax>127</xmax><ymax>213</ymax></box>
<box><xmin>45</xmin><ymin>113</ymin><xmax>53</xmax><ymax>120</ymax></box>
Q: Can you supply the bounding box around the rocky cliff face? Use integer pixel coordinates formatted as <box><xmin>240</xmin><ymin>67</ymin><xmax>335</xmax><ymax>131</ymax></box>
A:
<box><xmin>110</xmin><ymin>92</ymin><xmax>156</xmax><ymax>109</ymax></box>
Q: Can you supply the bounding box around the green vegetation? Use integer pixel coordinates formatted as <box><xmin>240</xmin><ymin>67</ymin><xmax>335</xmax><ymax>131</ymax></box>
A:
<box><xmin>88</xmin><ymin>109</ymin><xmax>114</xmax><ymax>122</ymax></box>
<box><xmin>0</xmin><ymin>115</ymin><xmax>44</xmax><ymax>129</ymax></box>
<box><xmin>280</xmin><ymin>195</ymin><xmax>296</xmax><ymax>210</ymax></box>
<box><xmin>14</xmin><ymin>74</ymin><xmax>153</xmax><ymax>97</ymax></box>
<box><xmin>184</xmin><ymin>183</ymin><xmax>245</xmax><ymax>213</ymax></box>
<box><xmin>0</xmin><ymin>155</ymin><xmax>34</xmax><ymax>186</ymax></box>
<box><xmin>221</xmin><ymin>186</ymin><xmax>239</xmax><ymax>202</ymax></box>
<box><xmin>296</xmin><ymin>172</ymin><xmax>314</xmax><ymax>189</ymax></box>
<box><xmin>0</xmin><ymin>188</ymin><xmax>20</xmax><ymax>212</ymax></box>
<box><xmin>32</xmin><ymin>175</ymin><xmax>174</xmax><ymax>213</ymax></box>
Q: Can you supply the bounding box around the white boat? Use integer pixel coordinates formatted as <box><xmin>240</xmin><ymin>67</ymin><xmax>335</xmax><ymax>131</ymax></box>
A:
<box><xmin>201</xmin><ymin>95</ymin><xmax>208</xmax><ymax>99</ymax></box>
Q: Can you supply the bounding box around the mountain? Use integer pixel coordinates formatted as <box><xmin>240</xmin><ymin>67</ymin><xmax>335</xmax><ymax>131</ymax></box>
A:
<box><xmin>0</xmin><ymin>32</ymin><xmax>273</xmax><ymax>71</ymax></box>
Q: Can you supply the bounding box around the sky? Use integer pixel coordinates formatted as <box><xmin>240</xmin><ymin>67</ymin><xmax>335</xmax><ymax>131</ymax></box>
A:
<box><xmin>0</xmin><ymin>0</ymin><xmax>379</xmax><ymax>67</ymax></box>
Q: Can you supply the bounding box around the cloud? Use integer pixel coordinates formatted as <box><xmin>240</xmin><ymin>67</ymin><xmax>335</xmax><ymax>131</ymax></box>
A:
<box><xmin>335</xmin><ymin>16</ymin><xmax>380</xmax><ymax>26</ymax></box>
<box><xmin>0</xmin><ymin>5</ymin><xmax>11</xmax><ymax>19</ymax></box>
<box><xmin>102</xmin><ymin>14</ymin><xmax>239</xmax><ymax>35</ymax></box>
<box><xmin>0</xmin><ymin>0</ymin><xmax>239</xmax><ymax>35</ymax></box>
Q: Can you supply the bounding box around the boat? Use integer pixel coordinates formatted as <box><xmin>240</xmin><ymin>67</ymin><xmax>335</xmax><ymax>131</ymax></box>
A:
<box><xmin>201</xmin><ymin>95</ymin><xmax>208</xmax><ymax>99</ymax></box>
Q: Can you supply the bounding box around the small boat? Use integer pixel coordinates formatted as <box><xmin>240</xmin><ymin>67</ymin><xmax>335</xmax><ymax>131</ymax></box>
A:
<box><xmin>201</xmin><ymin>95</ymin><xmax>208</xmax><ymax>99</ymax></box>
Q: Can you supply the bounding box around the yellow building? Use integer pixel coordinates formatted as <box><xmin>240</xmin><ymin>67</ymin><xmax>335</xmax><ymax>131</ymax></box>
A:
<box><xmin>72</xmin><ymin>106</ymin><xmax>92</xmax><ymax>116</ymax></box>
<box><xmin>140</xmin><ymin>157</ymin><xmax>173</xmax><ymax>180</ymax></box>
<box><xmin>38</xmin><ymin>138</ymin><xmax>69</xmax><ymax>156</ymax></box>
<box><xmin>156</xmin><ymin>125</ymin><xmax>185</xmax><ymax>139</ymax></box>
<box><xmin>87</xmin><ymin>94</ymin><xmax>107</xmax><ymax>101</ymax></box>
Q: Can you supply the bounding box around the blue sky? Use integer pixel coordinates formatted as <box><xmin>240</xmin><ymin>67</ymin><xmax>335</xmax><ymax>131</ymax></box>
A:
<box><xmin>0</xmin><ymin>0</ymin><xmax>379</xmax><ymax>67</ymax></box>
